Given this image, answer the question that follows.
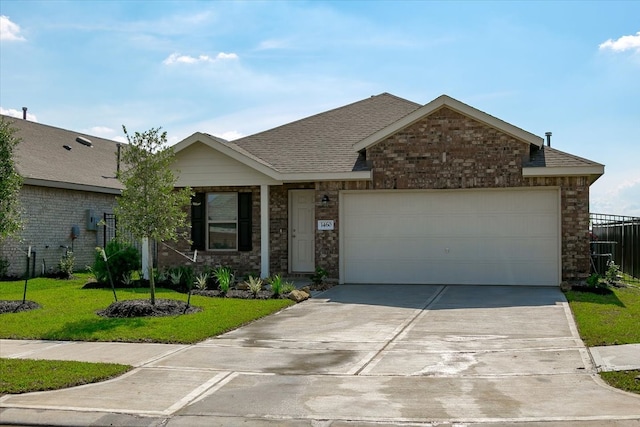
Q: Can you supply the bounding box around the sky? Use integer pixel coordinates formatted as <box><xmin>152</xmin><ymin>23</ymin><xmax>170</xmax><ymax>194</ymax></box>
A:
<box><xmin>1</xmin><ymin>0</ymin><xmax>639</xmax><ymax>216</ymax></box>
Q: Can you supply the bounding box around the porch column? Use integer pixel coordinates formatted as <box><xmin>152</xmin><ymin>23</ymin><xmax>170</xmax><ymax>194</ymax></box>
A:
<box><xmin>260</xmin><ymin>184</ymin><xmax>270</xmax><ymax>279</ymax></box>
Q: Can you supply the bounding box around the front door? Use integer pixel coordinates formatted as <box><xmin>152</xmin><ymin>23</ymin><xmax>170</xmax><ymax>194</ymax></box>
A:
<box><xmin>290</xmin><ymin>189</ymin><xmax>315</xmax><ymax>272</ymax></box>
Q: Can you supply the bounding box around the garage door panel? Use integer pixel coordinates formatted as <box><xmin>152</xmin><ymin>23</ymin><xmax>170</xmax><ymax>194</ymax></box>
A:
<box><xmin>342</xmin><ymin>189</ymin><xmax>559</xmax><ymax>286</ymax></box>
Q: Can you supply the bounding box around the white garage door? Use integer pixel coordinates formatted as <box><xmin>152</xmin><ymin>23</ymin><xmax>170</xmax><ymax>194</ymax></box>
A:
<box><xmin>340</xmin><ymin>189</ymin><xmax>559</xmax><ymax>286</ymax></box>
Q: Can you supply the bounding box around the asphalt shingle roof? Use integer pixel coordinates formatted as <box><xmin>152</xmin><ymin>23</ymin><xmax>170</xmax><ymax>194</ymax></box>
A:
<box><xmin>3</xmin><ymin>115</ymin><xmax>123</xmax><ymax>192</ymax></box>
<box><xmin>232</xmin><ymin>93</ymin><xmax>421</xmax><ymax>173</ymax></box>
<box><xmin>524</xmin><ymin>146</ymin><xmax>603</xmax><ymax>168</ymax></box>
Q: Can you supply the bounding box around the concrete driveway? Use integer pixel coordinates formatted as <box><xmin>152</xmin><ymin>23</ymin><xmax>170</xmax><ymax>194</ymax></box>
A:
<box><xmin>1</xmin><ymin>284</ymin><xmax>639</xmax><ymax>426</ymax></box>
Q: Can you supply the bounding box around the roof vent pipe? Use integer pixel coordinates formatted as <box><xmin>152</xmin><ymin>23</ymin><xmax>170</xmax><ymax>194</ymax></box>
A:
<box><xmin>22</xmin><ymin>107</ymin><xmax>27</xmax><ymax>120</ymax></box>
<box><xmin>545</xmin><ymin>132</ymin><xmax>552</xmax><ymax>147</ymax></box>
<box><xmin>116</xmin><ymin>143</ymin><xmax>121</xmax><ymax>174</ymax></box>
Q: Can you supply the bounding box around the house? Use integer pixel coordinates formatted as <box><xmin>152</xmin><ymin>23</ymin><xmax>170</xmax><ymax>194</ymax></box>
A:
<box><xmin>163</xmin><ymin>94</ymin><xmax>604</xmax><ymax>286</ymax></box>
<box><xmin>0</xmin><ymin>115</ymin><xmax>123</xmax><ymax>278</ymax></box>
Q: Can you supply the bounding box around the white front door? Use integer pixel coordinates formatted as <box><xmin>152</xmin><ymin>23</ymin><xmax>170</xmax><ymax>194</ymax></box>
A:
<box><xmin>290</xmin><ymin>189</ymin><xmax>315</xmax><ymax>272</ymax></box>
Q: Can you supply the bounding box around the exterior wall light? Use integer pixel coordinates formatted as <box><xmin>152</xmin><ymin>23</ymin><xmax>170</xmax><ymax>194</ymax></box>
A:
<box><xmin>321</xmin><ymin>194</ymin><xmax>330</xmax><ymax>207</ymax></box>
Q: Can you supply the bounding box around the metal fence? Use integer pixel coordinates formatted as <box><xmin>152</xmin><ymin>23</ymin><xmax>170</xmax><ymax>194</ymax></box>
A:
<box><xmin>590</xmin><ymin>213</ymin><xmax>640</xmax><ymax>282</ymax></box>
<box><xmin>103</xmin><ymin>213</ymin><xmax>156</xmax><ymax>267</ymax></box>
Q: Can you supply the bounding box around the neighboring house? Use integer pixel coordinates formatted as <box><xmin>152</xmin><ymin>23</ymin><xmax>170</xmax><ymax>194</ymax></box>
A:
<box><xmin>0</xmin><ymin>115</ymin><xmax>123</xmax><ymax>278</ymax></box>
<box><xmin>163</xmin><ymin>94</ymin><xmax>604</xmax><ymax>286</ymax></box>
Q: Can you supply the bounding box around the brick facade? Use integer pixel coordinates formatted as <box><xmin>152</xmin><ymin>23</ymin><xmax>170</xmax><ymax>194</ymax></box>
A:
<box><xmin>0</xmin><ymin>185</ymin><xmax>117</xmax><ymax>277</ymax></box>
<box><xmin>159</xmin><ymin>107</ymin><xmax>591</xmax><ymax>284</ymax></box>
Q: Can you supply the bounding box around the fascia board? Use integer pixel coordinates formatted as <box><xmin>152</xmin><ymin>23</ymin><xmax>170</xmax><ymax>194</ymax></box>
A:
<box><xmin>523</xmin><ymin>165</ymin><xmax>605</xmax><ymax>184</ymax></box>
<box><xmin>353</xmin><ymin>95</ymin><xmax>544</xmax><ymax>152</ymax></box>
<box><xmin>23</xmin><ymin>178</ymin><xmax>122</xmax><ymax>195</ymax></box>
<box><xmin>280</xmin><ymin>171</ymin><xmax>372</xmax><ymax>183</ymax></box>
<box><xmin>522</xmin><ymin>165</ymin><xmax>604</xmax><ymax>177</ymax></box>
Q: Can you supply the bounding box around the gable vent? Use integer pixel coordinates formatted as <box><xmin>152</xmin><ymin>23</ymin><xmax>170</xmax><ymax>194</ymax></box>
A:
<box><xmin>76</xmin><ymin>136</ymin><xmax>93</xmax><ymax>147</ymax></box>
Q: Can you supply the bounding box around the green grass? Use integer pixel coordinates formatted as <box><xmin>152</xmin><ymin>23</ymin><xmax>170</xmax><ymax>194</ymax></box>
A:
<box><xmin>565</xmin><ymin>284</ymin><xmax>640</xmax><ymax>395</ymax></box>
<box><xmin>600</xmin><ymin>370</ymin><xmax>640</xmax><ymax>395</ymax></box>
<box><xmin>0</xmin><ymin>358</ymin><xmax>132</xmax><ymax>394</ymax></box>
<box><xmin>0</xmin><ymin>273</ymin><xmax>293</xmax><ymax>344</ymax></box>
<box><xmin>564</xmin><ymin>284</ymin><xmax>640</xmax><ymax>347</ymax></box>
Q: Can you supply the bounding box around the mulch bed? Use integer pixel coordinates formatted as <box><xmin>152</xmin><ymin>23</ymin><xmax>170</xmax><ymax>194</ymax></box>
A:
<box><xmin>570</xmin><ymin>285</ymin><xmax>614</xmax><ymax>295</ymax></box>
<box><xmin>0</xmin><ymin>300</ymin><xmax>41</xmax><ymax>314</ymax></box>
<box><xmin>97</xmin><ymin>299</ymin><xmax>202</xmax><ymax>318</ymax></box>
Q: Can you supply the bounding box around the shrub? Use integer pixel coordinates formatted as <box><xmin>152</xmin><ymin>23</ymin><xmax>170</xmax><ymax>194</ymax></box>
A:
<box><xmin>0</xmin><ymin>257</ymin><xmax>9</xmax><ymax>278</ymax></box>
<box><xmin>58</xmin><ymin>251</ymin><xmax>75</xmax><ymax>279</ymax></box>
<box><xmin>165</xmin><ymin>266</ymin><xmax>194</xmax><ymax>292</ymax></box>
<box><xmin>605</xmin><ymin>261</ymin><xmax>621</xmax><ymax>285</ymax></box>
<box><xmin>213</xmin><ymin>266</ymin><xmax>234</xmax><ymax>295</ymax></box>
<box><xmin>92</xmin><ymin>241</ymin><xmax>141</xmax><ymax>285</ymax></box>
<box><xmin>586</xmin><ymin>273</ymin><xmax>601</xmax><ymax>287</ymax></box>
<box><xmin>310</xmin><ymin>267</ymin><xmax>328</xmax><ymax>286</ymax></box>
<box><xmin>244</xmin><ymin>275</ymin><xmax>263</xmax><ymax>297</ymax></box>
<box><xmin>281</xmin><ymin>281</ymin><xmax>296</xmax><ymax>294</ymax></box>
<box><xmin>269</xmin><ymin>274</ymin><xmax>283</xmax><ymax>297</ymax></box>
<box><xmin>194</xmin><ymin>272</ymin><xmax>209</xmax><ymax>290</ymax></box>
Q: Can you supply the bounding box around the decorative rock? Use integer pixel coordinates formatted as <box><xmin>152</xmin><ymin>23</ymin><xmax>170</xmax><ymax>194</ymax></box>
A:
<box><xmin>288</xmin><ymin>289</ymin><xmax>310</xmax><ymax>303</ymax></box>
<box><xmin>300</xmin><ymin>286</ymin><xmax>311</xmax><ymax>294</ymax></box>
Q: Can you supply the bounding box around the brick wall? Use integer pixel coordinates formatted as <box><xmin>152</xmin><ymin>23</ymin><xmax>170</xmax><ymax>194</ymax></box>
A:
<box><xmin>368</xmin><ymin>107</ymin><xmax>527</xmax><ymax>190</ymax></box>
<box><xmin>0</xmin><ymin>185</ymin><xmax>117</xmax><ymax>277</ymax></box>
<box><xmin>158</xmin><ymin>186</ymin><xmax>262</xmax><ymax>277</ymax></box>
<box><xmin>155</xmin><ymin>107</ymin><xmax>592</xmax><ymax>284</ymax></box>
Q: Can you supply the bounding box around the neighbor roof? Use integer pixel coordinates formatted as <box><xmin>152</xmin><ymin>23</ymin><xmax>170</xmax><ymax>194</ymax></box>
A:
<box><xmin>2</xmin><ymin>115</ymin><xmax>123</xmax><ymax>193</ymax></box>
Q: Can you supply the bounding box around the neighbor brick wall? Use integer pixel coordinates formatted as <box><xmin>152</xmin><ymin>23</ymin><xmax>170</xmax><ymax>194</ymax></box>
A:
<box><xmin>0</xmin><ymin>185</ymin><xmax>117</xmax><ymax>278</ymax></box>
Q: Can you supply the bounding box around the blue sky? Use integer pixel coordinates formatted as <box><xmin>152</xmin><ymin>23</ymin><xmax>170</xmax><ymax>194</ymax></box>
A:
<box><xmin>1</xmin><ymin>1</ymin><xmax>639</xmax><ymax>216</ymax></box>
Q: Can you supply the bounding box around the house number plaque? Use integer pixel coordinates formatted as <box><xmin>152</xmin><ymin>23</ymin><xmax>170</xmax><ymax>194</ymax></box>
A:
<box><xmin>317</xmin><ymin>220</ymin><xmax>334</xmax><ymax>231</ymax></box>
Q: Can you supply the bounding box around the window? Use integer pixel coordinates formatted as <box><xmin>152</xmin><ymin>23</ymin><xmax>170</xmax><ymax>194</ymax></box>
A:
<box><xmin>191</xmin><ymin>192</ymin><xmax>252</xmax><ymax>252</ymax></box>
<box><xmin>208</xmin><ymin>193</ymin><xmax>237</xmax><ymax>250</ymax></box>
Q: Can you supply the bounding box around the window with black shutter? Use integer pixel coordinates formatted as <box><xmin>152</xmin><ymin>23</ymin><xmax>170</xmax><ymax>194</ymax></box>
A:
<box><xmin>192</xmin><ymin>191</ymin><xmax>252</xmax><ymax>251</ymax></box>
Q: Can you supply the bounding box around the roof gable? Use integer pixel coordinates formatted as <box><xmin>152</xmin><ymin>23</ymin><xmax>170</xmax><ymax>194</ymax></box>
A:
<box><xmin>232</xmin><ymin>93</ymin><xmax>421</xmax><ymax>174</ymax></box>
<box><xmin>3</xmin><ymin>115</ymin><xmax>123</xmax><ymax>193</ymax></box>
<box><xmin>353</xmin><ymin>95</ymin><xmax>544</xmax><ymax>152</ymax></box>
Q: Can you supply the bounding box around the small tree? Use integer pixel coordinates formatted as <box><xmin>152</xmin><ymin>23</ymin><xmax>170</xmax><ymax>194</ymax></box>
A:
<box><xmin>0</xmin><ymin>118</ymin><xmax>23</xmax><ymax>242</ymax></box>
<box><xmin>115</xmin><ymin>126</ymin><xmax>191</xmax><ymax>305</ymax></box>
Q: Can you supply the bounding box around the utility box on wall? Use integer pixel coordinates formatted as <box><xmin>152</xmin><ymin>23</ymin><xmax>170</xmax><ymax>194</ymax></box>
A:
<box><xmin>86</xmin><ymin>209</ymin><xmax>98</xmax><ymax>231</ymax></box>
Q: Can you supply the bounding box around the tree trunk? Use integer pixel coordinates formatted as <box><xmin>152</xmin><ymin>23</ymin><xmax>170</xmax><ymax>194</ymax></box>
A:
<box><xmin>147</xmin><ymin>237</ymin><xmax>155</xmax><ymax>305</ymax></box>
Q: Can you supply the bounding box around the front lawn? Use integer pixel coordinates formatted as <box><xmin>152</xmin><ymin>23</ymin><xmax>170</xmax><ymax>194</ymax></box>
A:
<box><xmin>0</xmin><ymin>273</ymin><xmax>294</xmax><ymax>344</ymax></box>
<box><xmin>565</xmin><ymin>284</ymin><xmax>640</xmax><ymax>395</ymax></box>
<box><xmin>564</xmin><ymin>284</ymin><xmax>640</xmax><ymax>347</ymax></box>
<box><xmin>0</xmin><ymin>358</ymin><xmax>131</xmax><ymax>394</ymax></box>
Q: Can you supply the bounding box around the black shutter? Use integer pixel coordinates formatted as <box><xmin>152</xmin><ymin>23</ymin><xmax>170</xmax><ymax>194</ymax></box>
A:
<box><xmin>191</xmin><ymin>192</ymin><xmax>206</xmax><ymax>250</ymax></box>
<box><xmin>238</xmin><ymin>192</ymin><xmax>252</xmax><ymax>251</ymax></box>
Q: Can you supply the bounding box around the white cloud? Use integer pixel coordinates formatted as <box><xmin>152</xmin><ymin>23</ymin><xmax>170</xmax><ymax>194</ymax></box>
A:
<box><xmin>599</xmin><ymin>31</ymin><xmax>640</xmax><ymax>53</ymax></box>
<box><xmin>88</xmin><ymin>126</ymin><xmax>116</xmax><ymax>135</ymax></box>
<box><xmin>591</xmin><ymin>175</ymin><xmax>640</xmax><ymax>217</ymax></box>
<box><xmin>163</xmin><ymin>52</ymin><xmax>238</xmax><ymax>65</ymax></box>
<box><xmin>216</xmin><ymin>52</ymin><xmax>238</xmax><ymax>60</ymax></box>
<box><xmin>217</xmin><ymin>130</ymin><xmax>244</xmax><ymax>141</ymax></box>
<box><xmin>0</xmin><ymin>15</ymin><xmax>25</xmax><ymax>41</ymax></box>
<box><xmin>0</xmin><ymin>107</ymin><xmax>37</xmax><ymax>121</ymax></box>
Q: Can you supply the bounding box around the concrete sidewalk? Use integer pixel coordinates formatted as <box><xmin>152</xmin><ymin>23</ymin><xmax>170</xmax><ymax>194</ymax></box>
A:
<box><xmin>589</xmin><ymin>344</ymin><xmax>640</xmax><ymax>372</ymax></box>
<box><xmin>1</xmin><ymin>284</ymin><xmax>639</xmax><ymax>426</ymax></box>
